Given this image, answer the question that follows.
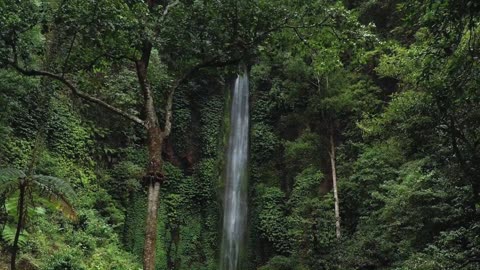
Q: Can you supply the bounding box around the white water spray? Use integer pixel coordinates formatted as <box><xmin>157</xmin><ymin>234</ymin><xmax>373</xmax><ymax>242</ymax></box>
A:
<box><xmin>220</xmin><ymin>70</ymin><xmax>249</xmax><ymax>270</ymax></box>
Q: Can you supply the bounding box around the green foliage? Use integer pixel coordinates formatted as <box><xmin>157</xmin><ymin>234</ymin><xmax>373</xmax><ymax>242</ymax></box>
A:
<box><xmin>360</xmin><ymin>90</ymin><xmax>434</xmax><ymax>137</ymax></box>
<box><xmin>251</xmin><ymin>123</ymin><xmax>280</xmax><ymax>164</ymax></box>
<box><xmin>32</xmin><ymin>175</ymin><xmax>76</xmax><ymax>218</ymax></box>
<box><xmin>30</xmin><ymin>208</ymin><xmax>141</xmax><ymax>270</ymax></box>
<box><xmin>1</xmin><ymin>225</ymin><xmax>28</xmax><ymax>248</ymax></box>
<box><xmin>1</xmin><ymin>0</ymin><xmax>480</xmax><ymax>270</ymax></box>
<box><xmin>284</xmin><ymin>132</ymin><xmax>323</xmax><ymax>173</ymax></box>
<box><xmin>200</xmin><ymin>95</ymin><xmax>224</xmax><ymax>158</ymax></box>
<box><xmin>255</xmin><ymin>185</ymin><xmax>290</xmax><ymax>255</ymax></box>
<box><xmin>46</xmin><ymin>100</ymin><xmax>94</xmax><ymax>163</ymax></box>
<box><xmin>192</xmin><ymin>159</ymin><xmax>217</xmax><ymax>205</ymax></box>
<box><xmin>340</xmin><ymin>141</ymin><xmax>404</xmax><ymax>230</ymax></box>
<box><xmin>0</xmin><ymin>168</ymin><xmax>77</xmax><ymax>219</ymax></box>
<box><xmin>288</xmin><ymin>168</ymin><xmax>335</xmax><ymax>268</ymax></box>
<box><xmin>170</xmin><ymin>89</ymin><xmax>192</xmax><ymax>157</ymax></box>
<box><xmin>43</xmin><ymin>252</ymin><xmax>86</xmax><ymax>270</ymax></box>
<box><xmin>37</xmin><ymin>152</ymin><xmax>96</xmax><ymax>186</ymax></box>
<box><xmin>258</xmin><ymin>256</ymin><xmax>307</xmax><ymax>270</ymax></box>
<box><xmin>107</xmin><ymin>161</ymin><xmax>143</xmax><ymax>205</ymax></box>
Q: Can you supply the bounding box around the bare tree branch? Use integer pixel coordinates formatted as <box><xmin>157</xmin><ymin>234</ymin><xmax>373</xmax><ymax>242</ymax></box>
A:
<box><xmin>161</xmin><ymin>0</ymin><xmax>180</xmax><ymax>21</ymax></box>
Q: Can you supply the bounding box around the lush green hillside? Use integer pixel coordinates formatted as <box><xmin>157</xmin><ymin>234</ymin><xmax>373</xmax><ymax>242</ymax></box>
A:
<box><xmin>0</xmin><ymin>0</ymin><xmax>479</xmax><ymax>269</ymax></box>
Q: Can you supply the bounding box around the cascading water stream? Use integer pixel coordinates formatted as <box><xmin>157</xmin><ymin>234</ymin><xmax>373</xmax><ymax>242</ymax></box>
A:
<box><xmin>220</xmin><ymin>70</ymin><xmax>249</xmax><ymax>270</ymax></box>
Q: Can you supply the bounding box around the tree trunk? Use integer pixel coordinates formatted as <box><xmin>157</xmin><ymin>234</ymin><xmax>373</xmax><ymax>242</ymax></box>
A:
<box><xmin>135</xmin><ymin>37</ymin><xmax>168</xmax><ymax>269</ymax></box>
<box><xmin>329</xmin><ymin>134</ymin><xmax>341</xmax><ymax>239</ymax></box>
<box><xmin>143</xmin><ymin>125</ymin><xmax>165</xmax><ymax>270</ymax></box>
<box><xmin>144</xmin><ymin>181</ymin><xmax>162</xmax><ymax>269</ymax></box>
<box><xmin>10</xmin><ymin>184</ymin><xmax>25</xmax><ymax>270</ymax></box>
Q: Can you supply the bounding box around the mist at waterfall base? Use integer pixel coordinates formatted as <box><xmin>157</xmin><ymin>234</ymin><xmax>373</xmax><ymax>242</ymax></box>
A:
<box><xmin>220</xmin><ymin>71</ymin><xmax>249</xmax><ymax>270</ymax></box>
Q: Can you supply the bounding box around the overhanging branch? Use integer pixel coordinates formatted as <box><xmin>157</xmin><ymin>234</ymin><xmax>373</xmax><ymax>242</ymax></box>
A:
<box><xmin>7</xmin><ymin>61</ymin><xmax>146</xmax><ymax>127</ymax></box>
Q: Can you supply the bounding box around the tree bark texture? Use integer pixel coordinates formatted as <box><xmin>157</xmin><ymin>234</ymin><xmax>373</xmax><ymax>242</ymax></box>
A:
<box><xmin>329</xmin><ymin>134</ymin><xmax>341</xmax><ymax>239</ymax></box>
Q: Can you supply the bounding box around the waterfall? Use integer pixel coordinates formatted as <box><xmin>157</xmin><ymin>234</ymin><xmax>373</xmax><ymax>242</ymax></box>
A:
<box><xmin>220</xmin><ymin>70</ymin><xmax>249</xmax><ymax>270</ymax></box>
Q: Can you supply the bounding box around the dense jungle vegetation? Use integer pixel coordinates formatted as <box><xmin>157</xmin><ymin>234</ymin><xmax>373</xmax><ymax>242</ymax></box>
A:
<box><xmin>1</xmin><ymin>0</ymin><xmax>479</xmax><ymax>269</ymax></box>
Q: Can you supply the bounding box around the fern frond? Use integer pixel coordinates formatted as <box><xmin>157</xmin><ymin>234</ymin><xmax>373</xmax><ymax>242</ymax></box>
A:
<box><xmin>31</xmin><ymin>175</ymin><xmax>77</xmax><ymax>221</ymax></box>
<box><xmin>0</xmin><ymin>168</ymin><xmax>24</xmax><ymax>195</ymax></box>
<box><xmin>0</xmin><ymin>168</ymin><xmax>26</xmax><ymax>180</ymax></box>
<box><xmin>5</xmin><ymin>194</ymin><xmax>19</xmax><ymax>219</ymax></box>
<box><xmin>0</xmin><ymin>225</ymin><xmax>29</xmax><ymax>248</ymax></box>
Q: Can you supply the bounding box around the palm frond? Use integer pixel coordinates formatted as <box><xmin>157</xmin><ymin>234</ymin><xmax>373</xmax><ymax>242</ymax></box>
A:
<box><xmin>31</xmin><ymin>175</ymin><xmax>77</xmax><ymax>221</ymax></box>
<box><xmin>0</xmin><ymin>168</ymin><xmax>25</xmax><ymax>195</ymax></box>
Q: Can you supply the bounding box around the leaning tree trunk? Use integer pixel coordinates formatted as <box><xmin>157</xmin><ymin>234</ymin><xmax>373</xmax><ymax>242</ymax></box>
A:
<box><xmin>10</xmin><ymin>184</ymin><xmax>25</xmax><ymax>270</ymax></box>
<box><xmin>329</xmin><ymin>134</ymin><xmax>341</xmax><ymax>239</ymax></box>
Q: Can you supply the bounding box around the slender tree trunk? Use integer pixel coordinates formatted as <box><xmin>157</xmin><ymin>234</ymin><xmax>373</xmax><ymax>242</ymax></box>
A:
<box><xmin>10</xmin><ymin>184</ymin><xmax>25</xmax><ymax>270</ymax></box>
<box><xmin>329</xmin><ymin>134</ymin><xmax>341</xmax><ymax>239</ymax></box>
<box><xmin>11</xmin><ymin>135</ymin><xmax>40</xmax><ymax>270</ymax></box>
